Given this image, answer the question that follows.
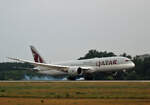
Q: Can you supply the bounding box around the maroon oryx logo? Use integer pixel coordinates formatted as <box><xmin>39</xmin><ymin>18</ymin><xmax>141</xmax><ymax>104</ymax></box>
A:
<box><xmin>31</xmin><ymin>48</ymin><xmax>44</xmax><ymax>63</ymax></box>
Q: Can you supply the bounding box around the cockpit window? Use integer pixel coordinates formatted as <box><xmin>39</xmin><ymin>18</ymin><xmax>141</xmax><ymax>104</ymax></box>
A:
<box><xmin>125</xmin><ymin>59</ymin><xmax>130</xmax><ymax>62</ymax></box>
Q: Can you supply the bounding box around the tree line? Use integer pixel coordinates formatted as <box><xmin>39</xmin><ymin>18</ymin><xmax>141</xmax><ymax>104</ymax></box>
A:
<box><xmin>0</xmin><ymin>62</ymin><xmax>36</xmax><ymax>80</ymax></box>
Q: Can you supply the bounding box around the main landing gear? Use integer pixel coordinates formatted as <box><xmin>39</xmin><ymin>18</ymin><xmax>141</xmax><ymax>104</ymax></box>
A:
<box><xmin>67</xmin><ymin>76</ymin><xmax>76</xmax><ymax>80</ymax></box>
<box><xmin>84</xmin><ymin>73</ymin><xmax>94</xmax><ymax>80</ymax></box>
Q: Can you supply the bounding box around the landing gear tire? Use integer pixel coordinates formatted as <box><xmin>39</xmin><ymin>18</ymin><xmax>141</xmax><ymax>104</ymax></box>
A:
<box><xmin>84</xmin><ymin>74</ymin><xmax>94</xmax><ymax>80</ymax></box>
<box><xmin>67</xmin><ymin>76</ymin><xmax>76</xmax><ymax>80</ymax></box>
<box><xmin>113</xmin><ymin>71</ymin><xmax>125</xmax><ymax>80</ymax></box>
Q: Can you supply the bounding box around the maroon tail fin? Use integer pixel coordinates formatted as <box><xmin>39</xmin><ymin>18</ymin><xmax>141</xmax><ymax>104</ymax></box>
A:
<box><xmin>30</xmin><ymin>45</ymin><xmax>46</xmax><ymax>63</ymax></box>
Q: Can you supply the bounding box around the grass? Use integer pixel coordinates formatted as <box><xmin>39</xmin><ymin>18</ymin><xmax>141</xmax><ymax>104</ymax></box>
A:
<box><xmin>0</xmin><ymin>82</ymin><xmax>150</xmax><ymax>105</ymax></box>
<box><xmin>0</xmin><ymin>82</ymin><xmax>149</xmax><ymax>99</ymax></box>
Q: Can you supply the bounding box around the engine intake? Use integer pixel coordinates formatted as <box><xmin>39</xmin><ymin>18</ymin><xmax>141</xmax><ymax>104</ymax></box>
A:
<box><xmin>68</xmin><ymin>67</ymin><xmax>83</xmax><ymax>76</ymax></box>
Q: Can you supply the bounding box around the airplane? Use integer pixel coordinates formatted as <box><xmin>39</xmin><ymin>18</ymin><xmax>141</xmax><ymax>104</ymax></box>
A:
<box><xmin>8</xmin><ymin>45</ymin><xmax>135</xmax><ymax>80</ymax></box>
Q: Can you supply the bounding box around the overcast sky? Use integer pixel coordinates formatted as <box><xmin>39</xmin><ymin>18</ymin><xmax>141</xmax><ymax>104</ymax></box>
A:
<box><xmin>0</xmin><ymin>0</ymin><xmax>150</xmax><ymax>62</ymax></box>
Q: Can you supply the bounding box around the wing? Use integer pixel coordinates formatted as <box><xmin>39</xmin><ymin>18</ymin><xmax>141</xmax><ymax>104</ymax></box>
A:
<box><xmin>7</xmin><ymin>57</ymin><xmax>69</xmax><ymax>72</ymax></box>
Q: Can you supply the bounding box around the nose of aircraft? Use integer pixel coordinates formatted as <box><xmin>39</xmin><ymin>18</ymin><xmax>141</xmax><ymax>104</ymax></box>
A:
<box><xmin>130</xmin><ymin>62</ymin><xmax>135</xmax><ymax>68</ymax></box>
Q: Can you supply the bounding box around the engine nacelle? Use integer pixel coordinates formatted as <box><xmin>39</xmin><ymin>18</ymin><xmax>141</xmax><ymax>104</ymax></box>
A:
<box><xmin>68</xmin><ymin>67</ymin><xmax>83</xmax><ymax>76</ymax></box>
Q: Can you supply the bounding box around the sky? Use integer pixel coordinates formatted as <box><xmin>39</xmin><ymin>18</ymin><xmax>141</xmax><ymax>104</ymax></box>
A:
<box><xmin>0</xmin><ymin>0</ymin><xmax>150</xmax><ymax>62</ymax></box>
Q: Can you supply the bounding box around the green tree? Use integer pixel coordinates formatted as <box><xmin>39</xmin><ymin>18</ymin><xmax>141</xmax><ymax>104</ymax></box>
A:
<box><xmin>120</xmin><ymin>53</ymin><xmax>132</xmax><ymax>59</ymax></box>
<box><xmin>78</xmin><ymin>49</ymin><xmax>116</xmax><ymax>60</ymax></box>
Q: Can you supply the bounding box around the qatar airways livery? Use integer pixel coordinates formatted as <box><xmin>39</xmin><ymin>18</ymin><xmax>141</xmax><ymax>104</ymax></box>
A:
<box><xmin>8</xmin><ymin>46</ymin><xmax>135</xmax><ymax>80</ymax></box>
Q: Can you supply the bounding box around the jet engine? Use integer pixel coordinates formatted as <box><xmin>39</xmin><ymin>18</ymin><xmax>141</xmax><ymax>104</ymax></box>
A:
<box><xmin>68</xmin><ymin>67</ymin><xmax>84</xmax><ymax>76</ymax></box>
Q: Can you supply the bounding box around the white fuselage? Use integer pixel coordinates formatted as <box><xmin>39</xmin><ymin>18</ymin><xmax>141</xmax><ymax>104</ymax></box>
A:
<box><xmin>37</xmin><ymin>57</ymin><xmax>135</xmax><ymax>77</ymax></box>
